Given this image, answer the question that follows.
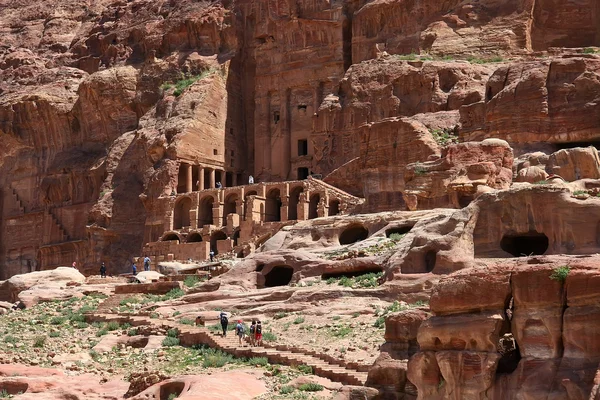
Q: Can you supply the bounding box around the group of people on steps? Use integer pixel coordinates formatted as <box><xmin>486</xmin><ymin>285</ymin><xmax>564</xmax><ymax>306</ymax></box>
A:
<box><xmin>219</xmin><ymin>311</ymin><xmax>263</xmax><ymax>346</ymax></box>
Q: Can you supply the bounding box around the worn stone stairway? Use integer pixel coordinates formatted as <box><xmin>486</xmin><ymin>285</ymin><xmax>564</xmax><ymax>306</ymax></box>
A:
<box><xmin>88</xmin><ymin>312</ymin><xmax>369</xmax><ymax>386</ymax></box>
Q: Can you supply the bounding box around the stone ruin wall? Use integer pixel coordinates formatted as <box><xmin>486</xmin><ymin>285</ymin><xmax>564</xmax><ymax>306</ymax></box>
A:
<box><xmin>1</xmin><ymin>0</ymin><xmax>600</xmax><ymax>278</ymax></box>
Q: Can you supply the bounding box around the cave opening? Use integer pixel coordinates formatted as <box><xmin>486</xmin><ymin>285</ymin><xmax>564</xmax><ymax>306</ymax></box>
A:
<box><xmin>424</xmin><ymin>251</ymin><xmax>436</xmax><ymax>272</ymax></box>
<box><xmin>500</xmin><ymin>231</ymin><xmax>549</xmax><ymax>257</ymax></box>
<box><xmin>385</xmin><ymin>225</ymin><xmax>413</xmax><ymax>238</ymax></box>
<box><xmin>339</xmin><ymin>224</ymin><xmax>369</xmax><ymax>245</ymax></box>
<box><xmin>264</xmin><ymin>266</ymin><xmax>294</xmax><ymax>287</ymax></box>
<box><xmin>159</xmin><ymin>381</ymin><xmax>185</xmax><ymax>400</ymax></box>
<box><xmin>554</xmin><ymin>141</ymin><xmax>600</xmax><ymax>151</ymax></box>
<box><xmin>496</xmin><ymin>333</ymin><xmax>521</xmax><ymax>374</ymax></box>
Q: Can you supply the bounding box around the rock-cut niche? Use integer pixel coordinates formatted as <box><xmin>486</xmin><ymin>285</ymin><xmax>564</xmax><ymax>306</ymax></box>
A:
<box><xmin>500</xmin><ymin>231</ymin><xmax>549</xmax><ymax>257</ymax></box>
<box><xmin>339</xmin><ymin>224</ymin><xmax>369</xmax><ymax>245</ymax></box>
<box><xmin>263</xmin><ymin>266</ymin><xmax>294</xmax><ymax>287</ymax></box>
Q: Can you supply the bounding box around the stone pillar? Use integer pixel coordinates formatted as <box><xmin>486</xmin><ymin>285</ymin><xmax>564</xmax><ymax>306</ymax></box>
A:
<box><xmin>280</xmin><ymin>200</ymin><xmax>289</xmax><ymax>222</ymax></box>
<box><xmin>198</xmin><ymin>167</ymin><xmax>205</xmax><ymax>190</ymax></box>
<box><xmin>209</xmin><ymin>169</ymin><xmax>215</xmax><ymax>188</ymax></box>
<box><xmin>185</xmin><ymin>164</ymin><xmax>193</xmax><ymax>193</ymax></box>
<box><xmin>213</xmin><ymin>203</ymin><xmax>223</xmax><ymax>227</ymax></box>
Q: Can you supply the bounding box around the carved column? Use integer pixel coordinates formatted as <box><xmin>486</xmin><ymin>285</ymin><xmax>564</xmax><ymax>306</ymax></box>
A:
<box><xmin>198</xmin><ymin>167</ymin><xmax>205</xmax><ymax>190</ymax></box>
<box><xmin>209</xmin><ymin>169</ymin><xmax>215</xmax><ymax>188</ymax></box>
<box><xmin>185</xmin><ymin>164</ymin><xmax>193</xmax><ymax>193</ymax></box>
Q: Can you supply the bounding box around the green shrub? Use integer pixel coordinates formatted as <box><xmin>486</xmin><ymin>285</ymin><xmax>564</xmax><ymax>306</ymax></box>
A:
<box><xmin>202</xmin><ymin>348</ymin><xmax>234</xmax><ymax>368</ymax></box>
<box><xmin>167</xmin><ymin>328</ymin><xmax>179</xmax><ymax>338</ymax></box>
<box><xmin>127</xmin><ymin>328</ymin><xmax>138</xmax><ymax>336</ymax></box>
<box><xmin>75</xmin><ymin>321</ymin><xmax>89</xmax><ymax>329</ymax></box>
<box><xmin>173</xmin><ymin>311</ymin><xmax>181</xmax><ymax>317</ymax></box>
<box><xmin>167</xmin><ymin>394</ymin><xmax>178</xmax><ymax>400</ymax></box>
<box><xmin>573</xmin><ymin>190</ymin><xmax>587</xmax><ymax>196</ymax></box>
<box><xmin>247</xmin><ymin>357</ymin><xmax>268</xmax><ymax>366</ymax></box>
<box><xmin>352</xmin><ymin>312</ymin><xmax>360</xmax><ymax>318</ymax></box>
<box><xmin>50</xmin><ymin>316</ymin><xmax>66</xmax><ymax>325</ymax></box>
<box><xmin>150</xmin><ymin>312</ymin><xmax>160</xmax><ymax>319</ymax></box>
<box><xmin>293</xmin><ymin>316</ymin><xmax>305</xmax><ymax>324</ymax></box>
<box><xmin>89</xmin><ymin>350</ymin><xmax>101</xmax><ymax>361</ymax></box>
<box><xmin>534</xmin><ymin>180</ymin><xmax>549</xmax><ymax>185</ymax></box>
<box><xmin>280</xmin><ymin>385</ymin><xmax>295</xmax><ymax>394</ymax></box>
<box><xmin>49</xmin><ymin>331</ymin><xmax>60</xmax><ymax>338</ymax></box>
<box><xmin>263</xmin><ymin>331</ymin><xmax>277</xmax><ymax>342</ymax></box>
<box><xmin>96</xmin><ymin>328</ymin><xmax>108</xmax><ymax>337</ymax></box>
<box><xmin>414</xmin><ymin>164</ymin><xmax>427</xmax><ymax>175</ymax></box>
<box><xmin>68</xmin><ymin>313</ymin><xmax>86</xmax><ymax>323</ymax></box>
<box><xmin>163</xmin><ymin>288</ymin><xmax>185</xmax><ymax>300</ymax></box>
<box><xmin>389</xmin><ymin>233</ymin><xmax>405</xmax><ymax>241</ymax></box>
<box><xmin>332</xmin><ymin>325</ymin><xmax>352</xmax><ymax>338</ymax></box>
<box><xmin>550</xmin><ymin>265</ymin><xmax>570</xmax><ymax>283</ymax></box>
<box><xmin>184</xmin><ymin>276</ymin><xmax>200</xmax><ymax>288</ymax></box>
<box><xmin>33</xmin><ymin>336</ymin><xmax>46</xmax><ymax>348</ymax></box>
<box><xmin>430</xmin><ymin>127</ymin><xmax>458</xmax><ymax>146</ymax></box>
<box><xmin>119</xmin><ymin>297</ymin><xmax>140</xmax><ymax>306</ymax></box>
<box><xmin>78</xmin><ymin>304</ymin><xmax>97</xmax><ymax>313</ymax></box>
<box><xmin>583</xmin><ymin>47</ymin><xmax>597</xmax><ymax>54</ymax></box>
<box><xmin>298</xmin><ymin>383</ymin><xmax>324</xmax><ymax>392</ymax></box>
<box><xmin>393</xmin><ymin>53</ymin><xmax>417</xmax><ymax>61</ymax></box>
<box><xmin>4</xmin><ymin>335</ymin><xmax>17</xmax><ymax>344</ymax></box>
<box><xmin>296</xmin><ymin>364</ymin><xmax>313</xmax><ymax>374</ymax></box>
<box><xmin>273</xmin><ymin>312</ymin><xmax>287</xmax><ymax>320</ymax></box>
<box><xmin>374</xmin><ymin>301</ymin><xmax>408</xmax><ymax>328</ymax></box>
<box><xmin>179</xmin><ymin>318</ymin><xmax>195</xmax><ymax>326</ymax></box>
<box><xmin>331</xmin><ymin>315</ymin><xmax>341</xmax><ymax>321</ymax></box>
<box><xmin>106</xmin><ymin>321</ymin><xmax>120</xmax><ymax>331</ymax></box>
<box><xmin>162</xmin><ymin>336</ymin><xmax>180</xmax><ymax>347</ymax></box>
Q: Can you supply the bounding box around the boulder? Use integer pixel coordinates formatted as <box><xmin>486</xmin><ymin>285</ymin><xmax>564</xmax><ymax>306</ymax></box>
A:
<box><xmin>6</xmin><ymin>268</ymin><xmax>85</xmax><ymax>302</ymax></box>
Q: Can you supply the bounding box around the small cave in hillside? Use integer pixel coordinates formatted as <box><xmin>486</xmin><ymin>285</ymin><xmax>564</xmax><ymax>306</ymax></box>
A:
<box><xmin>500</xmin><ymin>232</ymin><xmax>548</xmax><ymax>257</ymax></box>
<box><xmin>159</xmin><ymin>381</ymin><xmax>185</xmax><ymax>400</ymax></box>
<box><xmin>321</xmin><ymin>266</ymin><xmax>383</xmax><ymax>280</ymax></box>
<box><xmin>255</xmin><ymin>263</ymin><xmax>265</xmax><ymax>272</ymax></box>
<box><xmin>264</xmin><ymin>266</ymin><xmax>294</xmax><ymax>287</ymax></box>
<box><xmin>385</xmin><ymin>225</ymin><xmax>414</xmax><ymax>238</ymax></box>
<box><xmin>339</xmin><ymin>224</ymin><xmax>369</xmax><ymax>245</ymax></box>
<box><xmin>555</xmin><ymin>141</ymin><xmax>600</xmax><ymax>151</ymax></box>
<box><xmin>424</xmin><ymin>251</ymin><xmax>436</xmax><ymax>272</ymax></box>
<box><xmin>128</xmin><ymin>336</ymin><xmax>149</xmax><ymax>348</ymax></box>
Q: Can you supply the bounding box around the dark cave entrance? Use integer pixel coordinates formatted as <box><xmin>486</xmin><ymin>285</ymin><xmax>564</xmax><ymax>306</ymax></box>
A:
<box><xmin>321</xmin><ymin>266</ymin><xmax>383</xmax><ymax>280</ymax></box>
<box><xmin>424</xmin><ymin>251</ymin><xmax>436</xmax><ymax>272</ymax></box>
<box><xmin>500</xmin><ymin>231</ymin><xmax>549</xmax><ymax>257</ymax></box>
<box><xmin>339</xmin><ymin>224</ymin><xmax>369</xmax><ymax>245</ymax></box>
<box><xmin>385</xmin><ymin>225</ymin><xmax>413</xmax><ymax>238</ymax></box>
<box><xmin>263</xmin><ymin>266</ymin><xmax>294</xmax><ymax>287</ymax></box>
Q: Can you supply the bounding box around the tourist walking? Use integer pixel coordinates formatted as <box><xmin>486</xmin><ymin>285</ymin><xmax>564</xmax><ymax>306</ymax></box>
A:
<box><xmin>255</xmin><ymin>320</ymin><xmax>263</xmax><ymax>346</ymax></box>
<box><xmin>143</xmin><ymin>256</ymin><xmax>151</xmax><ymax>271</ymax></box>
<box><xmin>132</xmin><ymin>262</ymin><xmax>137</xmax><ymax>276</ymax></box>
<box><xmin>220</xmin><ymin>311</ymin><xmax>229</xmax><ymax>336</ymax></box>
<box><xmin>249</xmin><ymin>320</ymin><xmax>256</xmax><ymax>347</ymax></box>
<box><xmin>235</xmin><ymin>320</ymin><xmax>245</xmax><ymax>346</ymax></box>
<box><xmin>100</xmin><ymin>262</ymin><xmax>107</xmax><ymax>278</ymax></box>
<box><xmin>248</xmin><ymin>175</ymin><xmax>254</xmax><ymax>184</ymax></box>
<box><xmin>209</xmin><ymin>250</ymin><xmax>215</xmax><ymax>262</ymax></box>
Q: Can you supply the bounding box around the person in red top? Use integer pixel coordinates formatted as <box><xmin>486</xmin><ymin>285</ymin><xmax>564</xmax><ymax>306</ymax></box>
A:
<box><xmin>255</xmin><ymin>320</ymin><xmax>263</xmax><ymax>346</ymax></box>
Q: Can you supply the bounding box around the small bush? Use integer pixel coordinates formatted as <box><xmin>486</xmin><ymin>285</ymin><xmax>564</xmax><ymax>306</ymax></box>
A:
<box><xmin>127</xmin><ymin>328</ymin><xmax>138</xmax><ymax>336</ymax></box>
<box><xmin>352</xmin><ymin>312</ymin><xmax>360</xmax><ymax>318</ymax></box>
<box><xmin>534</xmin><ymin>180</ymin><xmax>549</xmax><ymax>185</ymax></box>
<box><xmin>247</xmin><ymin>357</ymin><xmax>268</xmax><ymax>366</ymax></box>
<box><xmin>184</xmin><ymin>276</ymin><xmax>200</xmax><ymax>288</ymax></box>
<box><xmin>162</xmin><ymin>336</ymin><xmax>180</xmax><ymax>347</ymax></box>
<box><xmin>414</xmin><ymin>164</ymin><xmax>427</xmax><ymax>175</ymax></box>
<box><xmin>298</xmin><ymin>383</ymin><xmax>324</xmax><ymax>392</ymax></box>
<box><xmin>78</xmin><ymin>304</ymin><xmax>97</xmax><ymax>313</ymax></box>
<box><xmin>430</xmin><ymin>127</ymin><xmax>458</xmax><ymax>146</ymax></box>
<box><xmin>4</xmin><ymin>335</ymin><xmax>17</xmax><ymax>344</ymax></box>
<box><xmin>389</xmin><ymin>233</ymin><xmax>405</xmax><ymax>241</ymax></box>
<box><xmin>167</xmin><ymin>328</ymin><xmax>179</xmax><ymax>338</ymax></box>
<box><xmin>263</xmin><ymin>331</ymin><xmax>277</xmax><ymax>342</ymax></box>
<box><xmin>33</xmin><ymin>336</ymin><xmax>46</xmax><ymax>348</ymax></box>
<box><xmin>550</xmin><ymin>265</ymin><xmax>570</xmax><ymax>283</ymax></box>
<box><xmin>583</xmin><ymin>47</ymin><xmax>597</xmax><ymax>54</ymax></box>
<box><xmin>179</xmin><ymin>318</ymin><xmax>195</xmax><ymax>326</ymax></box>
<box><xmin>573</xmin><ymin>190</ymin><xmax>587</xmax><ymax>196</ymax></box>
<box><xmin>393</xmin><ymin>53</ymin><xmax>417</xmax><ymax>61</ymax></box>
<box><xmin>50</xmin><ymin>316</ymin><xmax>66</xmax><ymax>325</ymax></box>
<box><xmin>96</xmin><ymin>328</ymin><xmax>108</xmax><ymax>337</ymax></box>
<box><xmin>89</xmin><ymin>350</ymin><xmax>101</xmax><ymax>361</ymax></box>
<box><xmin>293</xmin><ymin>316</ymin><xmax>305</xmax><ymax>324</ymax></box>
<box><xmin>75</xmin><ymin>321</ymin><xmax>89</xmax><ymax>329</ymax></box>
<box><xmin>332</xmin><ymin>325</ymin><xmax>352</xmax><ymax>338</ymax></box>
<box><xmin>273</xmin><ymin>312</ymin><xmax>287</xmax><ymax>320</ymax></box>
<box><xmin>202</xmin><ymin>348</ymin><xmax>234</xmax><ymax>368</ymax></box>
<box><xmin>280</xmin><ymin>386</ymin><xmax>295</xmax><ymax>394</ymax></box>
<box><xmin>49</xmin><ymin>331</ymin><xmax>60</xmax><ymax>338</ymax></box>
<box><xmin>173</xmin><ymin>311</ymin><xmax>181</xmax><ymax>317</ymax></box>
<box><xmin>167</xmin><ymin>394</ymin><xmax>178</xmax><ymax>400</ymax></box>
<box><xmin>69</xmin><ymin>313</ymin><xmax>86</xmax><ymax>323</ymax></box>
<box><xmin>296</xmin><ymin>365</ymin><xmax>313</xmax><ymax>374</ymax></box>
<box><xmin>163</xmin><ymin>288</ymin><xmax>185</xmax><ymax>300</ymax></box>
<box><xmin>106</xmin><ymin>321</ymin><xmax>120</xmax><ymax>331</ymax></box>
<box><xmin>332</xmin><ymin>315</ymin><xmax>341</xmax><ymax>321</ymax></box>
<box><xmin>150</xmin><ymin>312</ymin><xmax>160</xmax><ymax>319</ymax></box>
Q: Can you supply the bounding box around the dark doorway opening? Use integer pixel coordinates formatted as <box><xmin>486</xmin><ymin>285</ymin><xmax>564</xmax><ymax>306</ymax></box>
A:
<box><xmin>265</xmin><ymin>189</ymin><xmax>282</xmax><ymax>222</ymax></box>
<box><xmin>264</xmin><ymin>266</ymin><xmax>294</xmax><ymax>287</ymax></box>
<box><xmin>210</xmin><ymin>230</ymin><xmax>228</xmax><ymax>254</ymax></box>
<box><xmin>188</xmin><ymin>232</ymin><xmax>203</xmax><ymax>243</ymax></box>
<box><xmin>226</xmin><ymin>172</ymin><xmax>233</xmax><ymax>187</ymax></box>
<box><xmin>215</xmin><ymin>170</ymin><xmax>223</xmax><ymax>187</ymax></box>
<box><xmin>288</xmin><ymin>187</ymin><xmax>302</xmax><ymax>220</ymax></box>
<box><xmin>203</xmin><ymin>169</ymin><xmax>211</xmax><ymax>189</ymax></box>
<box><xmin>385</xmin><ymin>225</ymin><xmax>413</xmax><ymax>238</ymax></box>
<box><xmin>424</xmin><ymin>251</ymin><xmax>436</xmax><ymax>272</ymax></box>
<box><xmin>177</xmin><ymin>164</ymin><xmax>187</xmax><ymax>194</ymax></box>
<box><xmin>162</xmin><ymin>233</ymin><xmax>180</xmax><ymax>243</ymax></box>
<box><xmin>500</xmin><ymin>231</ymin><xmax>549</xmax><ymax>257</ymax></box>
<box><xmin>496</xmin><ymin>334</ymin><xmax>521</xmax><ymax>374</ymax></box>
<box><xmin>308</xmin><ymin>193</ymin><xmax>320</xmax><ymax>219</ymax></box>
<box><xmin>223</xmin><ymin>194</ymin><xmax>238</xmax><ymax>226</ymax></box>
<box><xmin>329</xmin><ymin>200</ymin><xmax>340</xmax><ymax>216</ymax></box>
<box><xmin>199</xmin><ymin>197</ymin><xmax>214</xmax><ymax>227</ymax></box>
<box><xmin>339</xmin><ymin>224</ymin><xmax>369</xmax><ymax>245</ymax></box>
<box><xmin>298</xmin><ymin>139</ymin><xmax>308</xmax><ymax>156</ymax></box>
<box><xmin>298</xmin><ymin>167</ymin><xmax>309</xmax><ymax>180</ymax></box>
<box><xmin>173</xmin><ymin>197</ymin><xmax>192</xmax><ymax>229</ymax></box>
<box><xmin>159</xmin><ymin>381</ymin><xmax>185</xmax><ymax>400</ymax></box>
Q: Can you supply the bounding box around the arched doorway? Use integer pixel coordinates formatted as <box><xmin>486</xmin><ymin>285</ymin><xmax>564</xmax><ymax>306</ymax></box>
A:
<box><xmin>308</xmin><ymin>193</ymin><xmax>320</xmax><ymax>219</ymax></box>
<box><xmin>265</xmin><ymin>188</ymin><xmax>282</xmax><ymax>222</ymax></box>
<box><xmin>173</xmin><ymin>197</ymin><xmax>192</xmax><ymax>229</ymax></box>
<box><xmin>223</xmin><ymin>193</ymin><xmax>238</xmax><ymax>226</ymax></box>
<box><xmin>328</xmin><ymin>199</ymin><xmax>340</xmax><ymax>216</ymax></box>
<box><xmin>288</xmin><ymin>186</ymin><xmax>302</xmax><ymax>220</ymax></box>
<box><xmin>263</xmin><ymin>266</ymin><xmax>294</xmax><ymax>287</ymax></box>
<box><xmin>187</xmin><ymin>232</ymin><xmax>203</xmax><ymax>242</ymax></box>
<box><xmin>210</xmin><ymin>230</ymin><xmax>228</xmax><ymax>254</ymax></box>
<box><xmin>500</xmin><ymin>231</ymin><xmax>549</xmax><ymax>257</ymax></box>
<box><xmin>162</xmin><ymin>233</ymin><xmax>180</xmax><ymax>243</ymax></box>
<box><xmin>198</xmin><ymin>196</ymin><xmax>214</xmax><ymax>227</ymax></box>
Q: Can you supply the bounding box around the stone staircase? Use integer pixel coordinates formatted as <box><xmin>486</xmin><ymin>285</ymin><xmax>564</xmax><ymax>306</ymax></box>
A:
<box><xmin>8</xmin><ymin>186</ymin><xmax>26</xmax><ymax>214</ymax></box>
<box><xmin>47</xmin><ymin>208</ymin><xmax>70</xmax><ymax>242</ymax></box>
<box><xmin>88</xmin><ymin>312</ymin><xmax>368</xmax><ymax>386</ymax></box>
